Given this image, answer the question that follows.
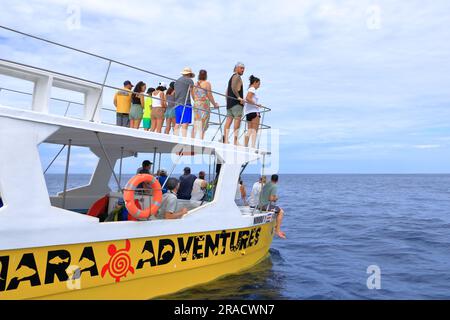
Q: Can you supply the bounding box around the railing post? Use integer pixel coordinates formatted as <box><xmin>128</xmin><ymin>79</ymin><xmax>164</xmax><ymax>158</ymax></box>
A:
<box><xmin>118</xmin><ymin>146</ymin><xmax>124</xmax><ymax>192</ymax></box>
<box><xmin>152</xmin><ymin>147</ymin><xmax>157</xmax><ymax>174</ymax></box>
<box><xmin>89</xmin><ymin>60</ymin><xmax>112</xmax><ymax>122</ymax></box>
<box><xmin>62</xmin><ymin>139</ymin><xmax>72</xmax><ymax>209</ymax></box>
<box><xmin>32</xmin><ymin>75</ymin><xmax>53</xmax><ymax>114</ymax></box>
<box><xmin>64</xmin><ymin>102</ymin><xmax>71</xmax><ymax>116</ymax></box>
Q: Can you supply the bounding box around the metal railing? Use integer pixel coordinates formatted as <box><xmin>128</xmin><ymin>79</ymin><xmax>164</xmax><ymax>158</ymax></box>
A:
<box><xmin>0</xmin><ymin>24</ymin><xmax>272</xmax><ymax>146</ymax></box>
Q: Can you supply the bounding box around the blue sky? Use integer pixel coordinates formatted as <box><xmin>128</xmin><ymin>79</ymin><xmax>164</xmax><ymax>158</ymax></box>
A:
<box><xmin>1</xmin><ymin>0</ymin><xmax>450</xmax><ymax>174</ymax></box>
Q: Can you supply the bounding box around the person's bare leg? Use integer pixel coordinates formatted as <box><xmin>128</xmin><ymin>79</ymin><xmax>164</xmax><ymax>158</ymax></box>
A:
<box><xmin>182</xmin><ymin>124</ymin><xmax>189</xmax><ymax>137</ymax></box>
<box><xmin>191</xmin><ymin>121</ymin><xmax>197</xmax><ymax>139</ymax></box>
<box><xmin>164</xmin><ymin>119</ymin><xmax>170</xmax><ymax>134</ymax></box>
<box><xmin>170</xmin><ymin>119</ymin><xmax>175</xmax><ymax>134</ymax></box>
<box><xmin>174</xmin><ymin>124</ymin><xmax>180</xmax><ymax>136</ymax></box>
<box><xmin>275</xmin><ymin>209</ymin><xmax>286</xmax><ymax>239</ymax></box>
<box><xmin>244</xmin><ymin>121</ymin><xmax>251</xmax><ymax>147</ymax></box>
<box><xmin>233</xmin><ymin>117</ymin><xmax>241</xmax><ymax>146</ymax></box>
<box><xmin>160</xmin><ymin>117</ymin><xmax>165</xmax><ymax>133</ymax></box>
<box><xmin>251</xmin><ymin>117</ymin><xmax>260</xmax><ymax>148</ymax></box>
<box><xmin>200</xmin><ymin>119</ymin><xmax>206</xmax><ymax>140</ymax></box>
<box><xmin>136</xmin><ymin>119</ymin><xmax>142</xmax><ymax>129</ymax></box>
<box><xmin>223</xmin><ymin>116</ymin><xmax>233</xmax><ymax>144</ymax></box>
<box><xmin>157</xmin><ymin>119</ymin><xmax>163</xmax><ymax>133</ymax></box>
<box><xmin>150</xmin><ymin>117</ymin><xmax>156</xmax><ymax>132</ymax></box>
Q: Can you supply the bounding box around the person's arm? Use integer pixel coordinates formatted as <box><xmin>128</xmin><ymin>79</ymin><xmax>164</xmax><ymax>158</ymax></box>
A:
<box><xmin>164</xmin><ymin>207</ymin><xmax>188</xmax><ymax>219</ymax></box>
<box><xmin>190</xmin><ymin>83</ymin><xmax>195</xmax><ymax>103</ymax></box>
<box><xmin>161</xmin><ymin>92</ymin><xmax>166</xmax><ymax>109</ymax></box>
<box><xmin>113</xmin><ymin>92</ymin><xmax>118</xmax><ymax>108</ymax></box>
<box><xmin>246</xmin><ymin>91</ymin><xmax>256</xmax><ymax>105</ymax></box>
<box><xmin>140</xmin><ymin>94</ymin><xmax>145</xmax><ymax>108</ymax></box>
<box><xmin>205</xmin><ymin>82</ymin><xmax>219</xmax><ymax>108</ymax></box>
<box><xmin>231</xmin><ymin>75</ymin><xmax>244</xmax><ymax>104</ymax></box>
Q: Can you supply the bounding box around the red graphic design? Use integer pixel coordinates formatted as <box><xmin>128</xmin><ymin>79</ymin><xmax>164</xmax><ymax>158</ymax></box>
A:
<box><xmin>101</xmin><ymin>239</ymin><xmax>134</xmax><ymax>282</ymax></box>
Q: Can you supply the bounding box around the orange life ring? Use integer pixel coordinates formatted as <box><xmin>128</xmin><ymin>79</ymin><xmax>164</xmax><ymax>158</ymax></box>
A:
<box><xmin>123</xmin><ymin>174</ymin><xmax>163</xmax><ymax>220</ymax></box>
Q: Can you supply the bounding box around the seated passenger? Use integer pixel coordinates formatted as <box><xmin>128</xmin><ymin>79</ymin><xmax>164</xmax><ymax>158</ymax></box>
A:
<box><xmin>177</xmin><ymin>167</ymin><xmax>197</xmax><ymax>200</ymax></box>
<box><xmin>157</xmin><ymin>178</ymin><xmax>188</xmax><ymax>219</ymax></box>
<box><xmin>235</xmin><ymin>178</ymin><xmax>247</xmax><ymax>206</ymax></box>
<box><xmin>258</xmin><ymin>174</ymin><xmax>286</xmax><ymax>239</ymax></box>
<box><xmin>136</xmin><ymin>160</ymin><xmax>153</xmax><ymax>195</ymax></box>
<box><xmin>136</xmin><ymin>160</ymin><xmax>152</xmax><ymax>174</ymax></box>
<box><xmin>248</xmin><ymin>176</ymin><xmax>266</xmax><ymax>208</ymax></box>
<box><xmin>191</xmin><ymin>171</ymin><xmax>208</xmax><ymax>201</ymax></box>
<box><xmin>158</xmin><ymin>169</ymin><xmax>168</xmax><ymax>194</ymax></box>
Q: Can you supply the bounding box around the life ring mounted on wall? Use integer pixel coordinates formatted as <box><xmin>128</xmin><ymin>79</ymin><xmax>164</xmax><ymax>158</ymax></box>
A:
<box><xmin>123</xmin><ymin>174</ymin><xmax>163</xmax><ymax>220</ymax></box>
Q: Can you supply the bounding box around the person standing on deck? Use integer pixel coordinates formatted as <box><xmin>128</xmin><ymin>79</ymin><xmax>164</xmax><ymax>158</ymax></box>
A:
<box><xmin>258</xmin><ymin>174</ymin><xmax>286</xmax><ymax>239</ymax></box>
<box><xmin>129</xmin><ymin>81</ymin><xmax>146</xmax><ymax>129</ymax></box>
<box><xmin>174</xmin><ymin>67</ymin><xmax>195</xmax><ymax>137</ymax></box>
<box><xmin>165</xmin><ymin>81</ymin><xmax>177</xmax><ymax>134</ymax></box>
<box><xmin>113</xmin><ymin>80</ymin><xmax>133</xmax><ymax>127</ymax></box>
<box><xmin>143</xmin><ymin>87</ymin><xmax>155</xmax><ymax>131</ymax></box>
<box><xmin>244</xmin><ymin>75</ymin><xmax>262</xmax><ymax>148</ymax></box>
<box><xmin>191</xmin><ymin>69</ymin><xmax>219</xmax><ymax>140</ymax></box>
<box><xmin>150</xmin><ymin>83</ymin><xmax>167</xmax><ymax>133</ymax></box>
<box><xmin>224</xmin><ymin>62</ymin><xmax>245</xmax><ymax>145</ymax></box>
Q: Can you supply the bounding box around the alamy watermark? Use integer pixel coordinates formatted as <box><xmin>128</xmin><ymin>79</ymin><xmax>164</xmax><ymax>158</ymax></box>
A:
<box><xmin>366</xmin><ymin>265</ymin><xmax>381</xmax><ymax>290</ymax></box>
<box><xmin>66</xmin><ymin>265</ymin><xmax>81</xmax><ymax>290</ymax></box>
<box><xmin>366</xmin><ymin>5</ymin><xmax>382</xmax><ymax>30</ymax></box>
<box><xmin>66</xmin><ymin>4</ymin><xmax>81</xmax><ymax>31</ymax></box>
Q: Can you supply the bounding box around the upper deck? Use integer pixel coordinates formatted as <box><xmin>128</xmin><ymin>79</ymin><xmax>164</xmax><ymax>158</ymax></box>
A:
<box><xmin>0</xmin><ymin>25</ymin><xmax>272</xmax><ymax>157</ymax></box>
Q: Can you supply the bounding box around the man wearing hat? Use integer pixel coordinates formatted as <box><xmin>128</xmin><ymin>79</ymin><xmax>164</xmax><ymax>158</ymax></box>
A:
<box><xmin>113</xmin><ymin>80</ymin><xmax>134</xmax><ymax>127</ymax></box>
<box><xmin>174</xmin><ymin>67</ymin><xmax>195</xmax><ymax>137</ymax></box>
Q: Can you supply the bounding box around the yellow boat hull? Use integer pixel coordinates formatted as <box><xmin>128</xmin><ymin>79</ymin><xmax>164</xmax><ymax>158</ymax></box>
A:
<box><xmin>0</xmin><ymin>221</ymin><xmax>275</xmax><ymax>299</ymax></box>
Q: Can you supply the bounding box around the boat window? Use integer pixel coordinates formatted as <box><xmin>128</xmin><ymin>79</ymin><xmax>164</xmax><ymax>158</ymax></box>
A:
<box><xmin>40</xmin><ymin>143</ymin><xmax>99</xmax><ymax>214</ymax></box>
<box><xmin>0</xmin><ymin>75</ymin><xmax>33</xmax><ymax>110</ymax></box>
<box><xmin>48</xmin><ymin>87</ymin><xmax>84</xmax><ymax>119</ymax></box>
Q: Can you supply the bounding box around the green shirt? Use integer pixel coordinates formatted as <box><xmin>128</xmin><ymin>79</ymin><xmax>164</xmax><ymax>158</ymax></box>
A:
<box><xmin>259</xmin><ymin>182</ymin><xmax>278</xmax><ymax>207</ymax></box>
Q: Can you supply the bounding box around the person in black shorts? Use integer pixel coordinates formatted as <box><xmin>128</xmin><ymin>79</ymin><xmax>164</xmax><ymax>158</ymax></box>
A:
<box><xmin>244</xmin><ymin>75</ymin><xmax>262</xmax><ymax>148</ymax></box>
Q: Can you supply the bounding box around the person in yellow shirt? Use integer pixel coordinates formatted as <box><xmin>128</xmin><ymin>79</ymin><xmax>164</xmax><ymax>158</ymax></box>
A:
<box><xmin>113</xmin><ymin>80</ymin><xmax>133</xmax><ymax>127</ymax></box>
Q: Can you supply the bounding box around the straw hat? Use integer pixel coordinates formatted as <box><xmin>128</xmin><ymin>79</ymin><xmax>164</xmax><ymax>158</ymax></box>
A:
<box><xmin>181</xmin><ymin>67</ymin><xmax>195</xmax><ymax>77</ymax></box>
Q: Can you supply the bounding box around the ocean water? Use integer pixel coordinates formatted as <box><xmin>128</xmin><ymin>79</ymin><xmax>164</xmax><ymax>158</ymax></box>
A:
<box><xmin>45</xmin><ymin>174</ymin><xmax>450</xmax><ymax>299</ymax></box>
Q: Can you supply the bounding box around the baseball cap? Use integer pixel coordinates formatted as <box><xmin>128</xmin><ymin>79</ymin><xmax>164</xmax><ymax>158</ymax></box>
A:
<box><xmin>123</xmin><ymin>80</ymin><xmax>134</xmax><ymax>87</ymax></box>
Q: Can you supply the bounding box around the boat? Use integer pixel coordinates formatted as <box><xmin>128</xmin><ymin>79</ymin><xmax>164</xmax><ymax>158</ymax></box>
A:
<box><xmin>0</xmin><ymin>26</ymin><xmax>276</xmax><ymax>299</ymax></box>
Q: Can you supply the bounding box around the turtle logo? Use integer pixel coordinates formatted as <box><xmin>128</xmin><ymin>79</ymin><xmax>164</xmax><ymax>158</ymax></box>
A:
<box><xmin>101</xmin><ymin>239</ymin><xmax>134</xmax><ymax>282</ymax></box>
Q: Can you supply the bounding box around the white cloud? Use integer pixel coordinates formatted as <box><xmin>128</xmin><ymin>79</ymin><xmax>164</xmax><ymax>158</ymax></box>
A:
<box><xmin>1</xmin><ymin>0</ymin><xmax>450</xmax><ymax>172</ymax></box>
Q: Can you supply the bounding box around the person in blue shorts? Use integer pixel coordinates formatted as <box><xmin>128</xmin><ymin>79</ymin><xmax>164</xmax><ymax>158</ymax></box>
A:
<box><xmin>174</xmin><ymin>67</ymin><xmax>195</xmax><ymax>137</ymax></box>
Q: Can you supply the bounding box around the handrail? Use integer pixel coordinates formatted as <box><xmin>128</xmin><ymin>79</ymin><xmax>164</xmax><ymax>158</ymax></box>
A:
<box><xmin>0</xmin><ymin>25</ymin><xmax>271</xmax><ymax>113</ymax></box>
<box><xmin>0</xmin><ymin>83</ymin><xmax>271</xmax><ymax>133</ymax></box>
<box><xmin>0</xmin><ymin>58</ymin><xmax>272</xmax><ymax>117</ymax></box>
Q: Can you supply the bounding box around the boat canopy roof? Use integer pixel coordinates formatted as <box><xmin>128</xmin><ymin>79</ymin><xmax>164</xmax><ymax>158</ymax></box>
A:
<box><xmin>46</xmin><ymin>125</ymin><xmax>217</xmax><ymax>155</ymax></box>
